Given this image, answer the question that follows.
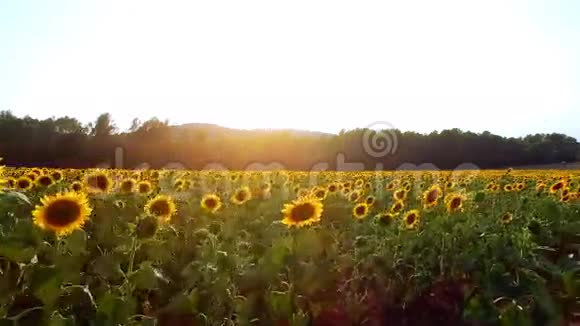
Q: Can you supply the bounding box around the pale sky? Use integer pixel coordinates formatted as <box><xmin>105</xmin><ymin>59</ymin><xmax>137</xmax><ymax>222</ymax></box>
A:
<box><xmin>1</xmin><ymin>0</ymin><xmax>579</xmax><ymax>138</ymax></box>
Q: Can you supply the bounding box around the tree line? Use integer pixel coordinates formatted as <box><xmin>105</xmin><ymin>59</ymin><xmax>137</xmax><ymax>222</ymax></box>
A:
<box><xmin>0</xmin><ymin>111</ymin><xmax>578</xmax><ymax>170</ymax></box>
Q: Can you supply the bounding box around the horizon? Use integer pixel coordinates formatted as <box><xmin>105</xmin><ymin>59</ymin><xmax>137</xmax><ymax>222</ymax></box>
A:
<box><xmin>2</xmin><ymin>109</ymin><xmax>580</xmax><ymax>141</ymax></box>
<box><xmin>1</xmin><ymin>1</ymin><xmax>580</xmax><ymax>139</ymax></box>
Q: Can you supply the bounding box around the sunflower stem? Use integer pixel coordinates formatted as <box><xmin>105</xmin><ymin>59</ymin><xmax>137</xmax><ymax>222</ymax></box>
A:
<box><xmin>128</xmin><ymin>237</ymin><xmax>137</xmax><ymax>275</ymax></box>
<box><xmin>290</xmin><ymin>228</ymin><xmax>298</xmax><ymax>315</ymax></box>
<box><xmin>56</xmin><ymin>238</ymin><xmax>63</xmax><ymax>255</ymax></box>
<box><xmin>7</xmin><ymin>306</ymin><xmax>44</xmax><ymax>321</ymax></box>
<box><xmin>439</xmin><ymin>236</ymin><xmax>445</xmax><ymax>277</ymax></box>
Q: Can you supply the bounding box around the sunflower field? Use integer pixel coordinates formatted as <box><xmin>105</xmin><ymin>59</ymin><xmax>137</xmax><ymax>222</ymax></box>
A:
<box><xmin>1</xmin><ymin>164</ymin><xmax>580</xmax><ymax>325</ymax></box>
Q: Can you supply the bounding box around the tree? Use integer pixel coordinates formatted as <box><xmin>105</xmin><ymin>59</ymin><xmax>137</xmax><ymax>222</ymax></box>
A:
<box><xmin>129</xmin><ymin>118</ymin><xmax>142</xmax><ymax>133</ymax></box>
<box><xmin>91</xmin><ymin>113</ymin><xmax>117</xmax><ymax>137</ymax></box>
<box><xmin>0</xmin><ymin>110</ymin><xmax>578</xmax><ymax>169</ymax></box>
<box><xmin>54</xmin><ymin>116</ymin><xmax>86</xmax><ymax>134</ymax></box>
<box><xmin>137</xmin><ymin>117</ymin><xmax>169</xmax><ymax>133</ymax></box>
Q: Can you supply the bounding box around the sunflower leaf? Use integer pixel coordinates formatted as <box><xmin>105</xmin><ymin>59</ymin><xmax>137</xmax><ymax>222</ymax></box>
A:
<box><xmin>0</xmin><ymin>242</ymin><xmax>36</xmax><ymax>263</ymax></box>
<box><xmin>269</xmin><ymin>290</ymin><xmax>293</xmax><ymax>319</ymax></box>
<box><xmin>1</xmin><ymin>191</ymin><xmax>31</xmax><ymax>205</ymax></box>
<box><xmin>64</xmin><ymin>229</ymin><xmax>87</xmax><ymax>256</ymax></box>
<box><xmin>96</xmin><ymin>293</ymin><xmax>137</xmax><ymax>324</ymax></box>
<box><xmin>90</xmin><ymin>254</ymin><xmax>124</xmax><ymax>281</ymax></box>
<box><xmin>159</xmin><ymin>290</ymin><xmax>199</xmax><ymax>315</ymax></box>
<box><xmin>129</xmin><ymin>261</ymin><xmax>169</xmax><ymax>290</ymax></box>
<box><xmin>28</xmin><ymin>266</ymin><xmax>62</xmax><ymax>308</ymax></box>
<box><xmin>48</xmin><ymin>313</ymin><xmax>73</xmax><ymax>326</ymax></box>
<box><xmin>295</xmin><ymin>229</ymin><xmax>323</xmax><ymax>258</ymax></box>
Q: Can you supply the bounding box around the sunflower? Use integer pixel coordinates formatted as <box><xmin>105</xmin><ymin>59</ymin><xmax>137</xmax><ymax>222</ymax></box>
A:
<box><xmin>393</xmin><ymin>189</ymin><xmax>407</xmax><ymax>201</ymax></box>
<box><xmin>423</xmin><ymin>185</ymin><xmax>442</xmax><ymax>208</ymax></box>
<box><xmin>85</xmin><ymin>172</ymin><xmax>113</xmax><ymax>193</ymax></box>
<box><xmin>485</xmin><ymin>182</ymin><xmax>495</xmax><ymax>191</ymax></box>
<box><xmin>501</xmin><ymin>212</ymin><xmax>513</xmax><ymax>224</ymax></box>
<box><xmin>260</xmin><ymin>182</ymin><xmax>272</xmax><ymax>192</ymax></box>
<box><xmin>281</xmin><ymin>196</ymin><xmax>323</xmax><ymax>227</ymax></box>
<box><xmin>341</xmin><ymin>187</ymin><xmax>351</xmax><ymax>197</ymax></box>
<box><xmin>562</xmin><ymin>188</ymin><xmax>570</xmax><ymax>197</ymax></box>
<box><xmin>312</xmin><ymin>187</ymin><xmax>328</xmax><ymax>200</ymax></box>
<box><xmin>348</xmin><ymin>190</ymin><xmax>362</xmax><ymax>202</ymax></box>
<box><xmin>26</xmin><ymin>172</ymin><xmax>37</xmax><ymax>181</ymax></box>
<box><xmin>51</xmin><ymin>170</ymin><xmax>63</xmax><ymax>182</ymax></box>
<box><xmin>354</xmin><ymin>179</ymin><xmax>364</xmax><ymax>188</ymax></box>
<box><xmin>536</xmin><ymin>183</ymin><xmax>546</xmax><ymax>192</ymax></box>
<box><xmin>114</xmin><ymin>200</ymin><xmax>126</xmax><ymax>209</ymax></box>
<box><xmin>385</xmin><ymin>181</ymin><xmax>397</xmax><ymax>191</ymax></box>
<box><xmin>377</xmin><ymin>211</ymin><xmax>397</xmax><ymax>226</ymax></box>
<box><xmin>561</xmin><ymin>194</ymin><xmax>571</xmax><ymax>203</ymax></box>
<box><xmin>365</xmin><ymin>195</ymin><xmax>376</xmax><ymax>206</ymax></box>
<box><xmin>352</xmin><ymin>202</ymin><xmax>370</xmax><ymax>219</ymax></box>
<box><xmin>327</xmin><ymin>183</ymin><xmax>338</xmax><ymax>193</ymax></box>
<box><xmin>292</xmin><ymin>185</ymin><xmax>300</xmax><ymax>194</ymax></box>
<box><xmin>16</xmin><ymin>176</ymin><xmax>33</xmax><ymax>191</ymax></box>
<box><xmin>31</xmin><ymin>168</ymin><xmax>42</xmax><ymax>176</ymax></box>
<box><xmin>201</xmin><ymin>193</ymin><xmax>222</xmax><ymax>213</ymax></box>
<box><xmin>445</xmin><ymin>193</ymin><xmax>466</xmax><ymax>213</ymax></box>
<box><xmin>71</xmin><ymin>181</ymin><xmax>83</xmax><ymax>192</ymax></box>
<box><xmin>119</xmin><ymin>178</ymin><xmax>136</xmax><ymax>194</ymax></box>
<box><xmin>390</xmin><ymin>200</ymin><xmax>405</xmax><ymax>215</ymax></box>
<box><xmin>403</xmin><ymin>209</ymin><xmax>420</xmax><ymax>230</ymax></box>
<box><xmin>136</xmin><ymin>215</ymin><xmax>159</xmax><ymax>239</ymax></box>
<box><xmin>297</xmin><ymin>188</ymin><xmax>310</xmax><ymax>198</ymax></box>
<box><xmin>36</xmin><ymin>175</ymin><xmax>54</xmax><ymax>187</ymax></box>
<box><xmin>515</xmin><ymin>183</ymin><xmax>525</xmax><ymax>191</ymax></box>
<box><xmin>231</xmin><ymin>186</ymin><xmax>252</xmax><ymax>205</ymax></box>
<box><xmin>503</xmin><ymin>184</ymin><xmax>513</xmax><ymax>192</ymax></box>
<box><xmin>137</xmin><ymin>181</ymin><xmax>153</xmax><ymax>195</ymax></box>
<box><xmin>145</xmin><ymin>195</ymin><xmax>177</xmax><ymax>222</ymax></box>
<box><xmin>550</xmin><ymin>181</ymin><xmax>565</xmax><ymax>193</ymax></box>
<box><xmin>5</xmin><ymin>177</ymin><xmax>16</xmax><ymax>189</ymax></box>
<box><xmin>173</xmin><ymin>179</ymin><xmax>184</xmax><ymax>190</ymax></box>
<box><xmin>32</xmin><ymin>192</ymin><xmax>92</xmax><ymax>236</ymax></box>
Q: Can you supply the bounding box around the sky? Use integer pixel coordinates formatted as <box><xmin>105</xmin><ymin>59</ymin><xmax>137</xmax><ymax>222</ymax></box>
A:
<box><xmin>1</xmin><ymin>0</ymin><xmax>579</xmax><ymax>139</ymax></box>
